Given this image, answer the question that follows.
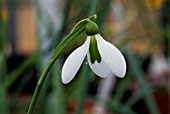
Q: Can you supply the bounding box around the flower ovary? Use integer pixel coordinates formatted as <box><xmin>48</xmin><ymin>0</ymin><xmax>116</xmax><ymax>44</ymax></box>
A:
<box><xmin>85</xmin><ymin>21</ymin><xmax>99</xmax><ymax>36</ymax></box>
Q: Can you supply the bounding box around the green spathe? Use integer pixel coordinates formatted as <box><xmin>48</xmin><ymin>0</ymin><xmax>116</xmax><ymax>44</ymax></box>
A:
<box><xmin>85</xmin><ymin>21</ymin><xmax>99</xmax><ymax>35</ymax></box>
<box><xmin>89</xmin><ymin>35</ymin><xmax>101</xmax><ymax>63</ymax></box>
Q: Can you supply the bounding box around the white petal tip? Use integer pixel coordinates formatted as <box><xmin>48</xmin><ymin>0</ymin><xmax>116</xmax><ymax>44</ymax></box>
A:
<box><xmin>61</xmin><ymin>77</ymin><xmax>68</xmax><ymax>84</ymax></box>
<box><xmin>61</xmin><ymin>75</ymin><xmax>72</xmax><ymax>84</ymax></box>
<box><xmin>114</xmin><ymin>65</ymin><xmax>126</xmax><ymax>78</ymax></box>
<box><xmin>62</xmin><ymin>81</ymin><xmax>69</xmax><ymax>84</ymax></box>
<box><xmin>116</xmin><ymin>74</ymin><xmax>126</xmax><ymax>78</ymax></box>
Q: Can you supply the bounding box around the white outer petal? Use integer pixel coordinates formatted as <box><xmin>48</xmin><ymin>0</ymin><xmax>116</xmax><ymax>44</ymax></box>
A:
<box><xmin>61</xmin><ymin>37</ymin><xmax>90</xmax><ymax>84</ymax></box>
<box><xmin>96</xmin><ymin>34</ymin><xmax>126</xmax><ymax>78</ymax></box>
<box><xmin>87</xmin><ymin>53</ymin><xmax>112</xmax><ymax>78</ymax></box>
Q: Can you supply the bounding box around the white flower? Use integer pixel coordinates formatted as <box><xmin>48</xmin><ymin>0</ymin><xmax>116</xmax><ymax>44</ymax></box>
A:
<box><xmin>62</xmin><ymin>34</ymin><xmax>126</xmax><ymax>84</ymax></box>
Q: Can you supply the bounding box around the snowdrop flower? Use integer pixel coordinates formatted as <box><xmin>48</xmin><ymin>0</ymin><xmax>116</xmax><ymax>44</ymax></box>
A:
<box><xmin>62</xmin><ymin>21</ymin><xmax>126</xmax><ymax>84</ymax></box>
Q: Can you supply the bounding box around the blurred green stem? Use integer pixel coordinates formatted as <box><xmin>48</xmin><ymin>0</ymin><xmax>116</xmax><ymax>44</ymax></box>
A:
<box><xmin>76</xmin><ymin>64</ymin><xmax>89</xmax><ymax>114</ymax></box>
<box><xmin>125</xmin><ymin>90</ymin><xmax>141</xmax><ymax>107</ymax></box>
<box><xmin>89</xmin><ymin>0</ymin><xmax>97</xmax><ymax>16</ymax></box>
<box><xmin>97</xmin><ymin>0</ymin><xmax>112</xmax><ymax>29</ymax></box>
<box><xmin>113</xmin><ymin>72</ymin><xmax>131</xmax><ymax>102</ymax></box>
<box><xmin>166</xmin><ymin>0</ymin><xmax>170</xmax><ymax>112</ymax></box>
<box><xmin>52</xmin><ymin>62</ymin><xmax>66</xmax><ymax>114</ymax></box>
<box><xmin>53</xmin><ymin>0</ymin><xmax>74</xmax><ymax>47</ymax></box>
<box><xmin>27</xmin><ymin>15</ymin><xmax>97</xmax><ymax>114</ymax></box>
<box><xmin>0</xmin><ymin>6</ymin><xmax>9</xmax><ymax>114</ymax></box>
<box><xmin>125</xmin><ymin>47</ymin><xmax>159</xmax><ymax>114</ymax></box>
<box><xmin>111</xmin><ymin>101</ymin><xmax>137</xmax><ymax>114</ymax></box>
<box><xmin>5</xmin><ymin>54</ymin><xmax>36</xmax><ymax>89</ymax></box>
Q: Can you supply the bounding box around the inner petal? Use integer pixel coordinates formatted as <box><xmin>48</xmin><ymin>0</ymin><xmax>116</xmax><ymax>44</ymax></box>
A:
<box><xmin>87</xmin><ymin>53</ymin><xmax>112</xmax><ymax>78</ymax></box>
<box><xmin>89</xmin><ymin>35</ymin><xmax>101</xmax><ymax>63</ymax></box>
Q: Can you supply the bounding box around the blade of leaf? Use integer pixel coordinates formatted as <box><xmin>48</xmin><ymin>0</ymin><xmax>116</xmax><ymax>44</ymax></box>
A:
<box><xmin>125</xmin><ymin>47</ymin><xmax>159</xmax><ymax>114</ymax></box>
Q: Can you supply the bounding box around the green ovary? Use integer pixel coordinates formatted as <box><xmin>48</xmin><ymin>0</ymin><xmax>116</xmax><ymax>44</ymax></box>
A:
<box><xmin>89</xmin><ymin>36</ymin><xmax>101</xmax><ymax>63</ymax></box>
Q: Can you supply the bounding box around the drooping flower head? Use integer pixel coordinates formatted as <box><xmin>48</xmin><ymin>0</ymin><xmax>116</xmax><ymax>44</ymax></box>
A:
<box><xmin>62</xmin><ymin>20</ymin><xmax>126</xmax><ymax>84</ymax></box>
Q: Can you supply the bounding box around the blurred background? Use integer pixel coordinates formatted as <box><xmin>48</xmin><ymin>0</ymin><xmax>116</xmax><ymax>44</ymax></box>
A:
<box><xmin>0</xmin><ymin>0</ymin><xmax>169</xmax><ymax>114</ymax></box>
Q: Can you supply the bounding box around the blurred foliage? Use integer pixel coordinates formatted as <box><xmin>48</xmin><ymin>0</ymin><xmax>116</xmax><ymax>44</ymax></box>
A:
<box><xmin>0</xmin><ymin>0</ymin><xmax>169</xmax><ymax>114</ymax></box>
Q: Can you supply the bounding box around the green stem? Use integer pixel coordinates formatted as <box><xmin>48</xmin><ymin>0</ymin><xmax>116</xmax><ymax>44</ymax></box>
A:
<box><xmin>97</xmin><ymin>0</ymin><xmax>112</xmax><ymax>29</ymax></box>
<box><xmin>111</xmin><ymin>101</ymin><xmax>137</xmax><ymax>114</ymax></box>
<box><xmin>125</xmin><ymin>47</ymin><xmax>159</xmax><ymax>114</ymax></box>
<box><xmin>166</xmin><ymin>0</ymin><xmax>170</xmax><ymax>112</ymax></box>
<box><xmin>53</xmin><ymin>62</ymin><xmax>66</xmax><ymax>114</ymax></box>
<box><xmin>125</xmin><ymin>90</ymin><xmax>141</xmax><ymax>107</ymax></box>
<box><xmin>27</xmin><ymin>15</ymin><xmax>97</xmax><ymax>114</ymax></box>
<box><xmin>0</xmin><ymin>5</ymin><xmax>9</xmax><ymax>114</ymax></box>
<box><xmin>58</xmin><ymin>0</ymin><xmax>73</xmax><ymax>38</ymax></box>
<box><xmin>113</xmin><ymin>72</ymin><xmax>132</xmax><ymax>102</ymax></box>
<box><xmin>76</xmin><ymin>64</ymin><xmax>89</xmax><ymax>114</ymax></box>
<box><xmin>88</xmin><ymin>0</ymin><xmax>97</xmax><ymax>16</ymax></box>
<box><xmin>5</xmin><ymin>54</ymin><xmax>36</xmax><ymax>89</ymax></box>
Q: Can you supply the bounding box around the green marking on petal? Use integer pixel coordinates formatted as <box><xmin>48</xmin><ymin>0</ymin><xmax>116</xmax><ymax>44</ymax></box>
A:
<box><xmin>89</xmin><ymin>35</ymin><xmax>101</xmax><ymax>63</ymax></box>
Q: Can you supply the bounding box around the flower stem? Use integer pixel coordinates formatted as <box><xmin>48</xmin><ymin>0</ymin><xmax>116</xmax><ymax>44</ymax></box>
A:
<box><xmin>27</xmin><ymin>14</ymin><xmax>97</xmax><ymax>114</ymax></box>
